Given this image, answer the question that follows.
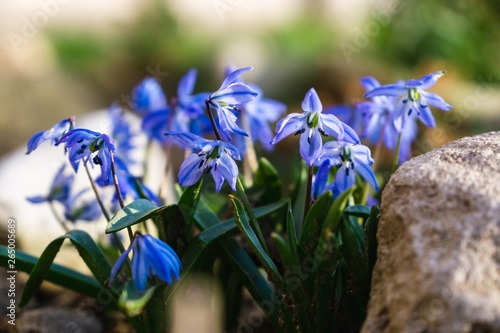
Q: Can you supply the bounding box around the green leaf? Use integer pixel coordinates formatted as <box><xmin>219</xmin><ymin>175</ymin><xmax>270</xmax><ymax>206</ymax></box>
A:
<box><xmin>187</xmin><ymin>198</ymin><xmax>285</xmax><ymax>332</ymax></box>
<box><xmin>158</xmin><ymin>204</ymin><xmax>188</xmax><ymax>254</ymax></box>
<box><xmin>364</xmin><ymin>205</ymin><xmax>380</xmax><ymax>284</ymax></box>
<box><xmin>286</xmin><ymin>202</ymin><xmax>299</xmax><ymax>266</ymax></box>
<box><xmin>271</xmin><ymin>232</ymin><xmax>294</xmax><ymax>269</ymax></box>
<box><xmin>19</xmin><ymin>230</ymin><xmax>115</xmax><ymax>307</ymax></box>
<box><xmin>252</xmin><ymin>157</ymin><xmax>282</xmax><ymax>204</ymax></box>
<box><xmin>177</xmin><ymin>181</ymin><xmax>203</xmax><ymax>232</ymax></box>
<box><xmin>322</xmin><ymin>187</ymin><xmax>355</xmax><ymax>235</ymax></box>
<box><xmin>344</xmin><ymin>204</ymin><xmax>371</xmax><ymax>219</ymax></box>
<box><xmin>230</xmin><ymin>195</ymin><xmax>282</xmax><ymax>288</ymax></box>
<box><xmin>0</xmin><ymin>245</ymin><xmax>101</xmax><ymax>299</ymax></box>
<box><xmin>106</xmin><ymin>199</ymin><xmax>167</xmax><ymax>233</ymax></box>
<box><xmin>299</xmin><ymin>191</ymin><xmax>333</xmax><ymax>258</ymax></box>
<box><xmin>291</xmin><ymin>163</ymin><xmax>308</xmax><ymax>235</ymax></box>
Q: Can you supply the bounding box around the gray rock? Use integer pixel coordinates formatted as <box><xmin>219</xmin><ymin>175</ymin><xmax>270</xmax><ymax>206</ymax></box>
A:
<box><xmin>18</xmin><ymin>307</ymin><xmax>102</xmax><ymax>333</ymax></box>
<box><xmin>362</xmin><ymin>132</ymin><xmax>500</xmax><ymax>333</ymax></box>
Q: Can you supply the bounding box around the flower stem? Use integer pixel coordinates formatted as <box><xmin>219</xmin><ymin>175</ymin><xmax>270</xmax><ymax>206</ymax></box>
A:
<box><xmin>391</xmin><ymin>133</ymin><xmax>403</xmax><ymax>174</ymax></box>
<box><xmin>303</xmin><ymin>165</ymin><xmax>314</xmax><ymax>223</ymax></box>
<box><xmin>110</xmin><ymin>153</ymin><xmax>134</xmax><ymax>242</ymax></box>
<box><xmin>48</xmin><ymin>201</ymin><xmax>70</xmax><ymax>233</ymax></box>
<box><xmin>84</xmin><ymin>164</ymin><xmax>110</xmax><ymax>221</ymax></box>
<box><xmin>84</xmin><ymin>163</ymin><xmax>126</xmax><ymax>254</ymax></box>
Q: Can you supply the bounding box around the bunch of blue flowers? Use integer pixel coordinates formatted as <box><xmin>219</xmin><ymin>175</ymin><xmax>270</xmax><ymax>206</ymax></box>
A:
<box><xmin>7</xmin><ymin>67</ymin><xmax>451</xmax><ymax>333</ymax></box>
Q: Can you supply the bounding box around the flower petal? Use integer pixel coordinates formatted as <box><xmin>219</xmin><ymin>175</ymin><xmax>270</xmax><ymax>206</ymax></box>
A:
<box><xmin>299</xmin><ymin>129</ymin><xmax>322</xmax><ymax>166</ymax></box>
<box><xmin>271</xmin><ymin>113</ymin><xmax>307</xmax><ymax>144</ymax></box>
<box><xmin>319</xmin><ymin>114</ymin><xmax>345</xmax><ymax>140</ymax></box>
<box><xmin>334</xmin><ymin>165</ymin><xmax>356</xmax><ymax>193</ymax></box>
<box><xmin>417</xmin><ymin>105</ymin><xmax>436</xmax><ymax>128</ymax></box>
<box><xmin>417</xmin><ymin>70</ymin><xmax>446</xmax><ymax>89</ymax></box>
<box><xmin>364</xmin><ymin>85</ymin><xmax>406</xmax><ymax>98</ymax></box>
<box><xmin>420</xmin><ymin>91</ymin><xmax>452</xmax><ymax>111</ymax></box>
<box><xmin>353</xmin><ymin>155</ymin><xmax>378</xmax><ymax>190</ymax></box>
<box><xmin>216</xmin><ymin>105</ymin><xmax>249</xmax><ymax>140</ymax></box>
<box><xmin>211</xmin><ymin>82</ymin><xmax>259</xmax><ymax>105</ymax></box>
<box><xmin>301</xmin><ymin>88</ymin><xmax>323</xmax><ymax>113</ymax></box>
<box><xmin>132</xmin><ymin>77</ymin><xmax>167</xmax><ymax>113</ymax></box>
<box><xmin>178</xmin><ymin>153</ymin><xmax>205</xmax><ymax>187</ymax></box>
<box><xmin>360</xmin><ymin>76</ymin><xmax>381</xmax><ymax>92</ymax></box>
<box><xmin>220</xmin><ymin>67</ymin><xmax>253</xmax><ymax>90</ymax></box>
<box><xmin>164</xmin><ymin>131</ymin><xmax>208</xmax><ymax>149</ymax></box>
<box><xmin>178</xmin><ymin>68</ymin><xmax>197</xmax><ymax>98</ymax></box>
<box><xmin>109</xmin><ymin>242</ymin><xmax>133</xmax><ymax>285</ymax></box>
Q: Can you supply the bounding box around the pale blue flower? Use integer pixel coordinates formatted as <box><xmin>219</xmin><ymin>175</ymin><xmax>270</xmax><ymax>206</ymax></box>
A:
<box><xmin>360</xmin><ymin>76</ymin><xmax>418</xmax><ymax>165</ymax></box>
<box><xmin>207</xmin><ymin>67</ymin><xmax>259</xmax><ymax>141</ymax></box>
<box><xmin>364</xmin><ymin>71</ymin><xmax>452</xmax><ymax>133</ymax></box>
<box><xmin>271</xmin><ymin>88</ymin><xmax>360</xmax><ymax>166</ymax></box>
<box><xmin>109</xmin><ymin>232</ymin><xmax>181</xmax><ymax>291</ymax></box>
<box><xmin>26</xmin><ymin>117</ymin><xmax>74</xmax><ymax>154</ymax></box>
<box><xmin>317</xmin><ymin>141</ymin><xmax>378</xmax><ymax>193</ymax></box>
<box><xmin>164</xmin><ymin>131</ymin><xmax>241</xmax><ymax>191</ymax></box>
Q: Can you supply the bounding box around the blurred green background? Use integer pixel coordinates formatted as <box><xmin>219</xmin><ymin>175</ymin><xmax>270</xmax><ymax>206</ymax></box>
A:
<box><xmin>1</xmin><ymin>0</ymin><xmax>499</xmax><ymax>159</ymax></box>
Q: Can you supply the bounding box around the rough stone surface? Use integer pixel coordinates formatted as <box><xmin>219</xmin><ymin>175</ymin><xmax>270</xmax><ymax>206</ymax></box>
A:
<box><xmin>18</xmin><ymin>307</ymin><xmax>102</xmax><ymax>333</ymax></box>
<box><xmin>362</xmin><ymin>132</ymin><xmax>500</xmax><ymax>333</ymax></box>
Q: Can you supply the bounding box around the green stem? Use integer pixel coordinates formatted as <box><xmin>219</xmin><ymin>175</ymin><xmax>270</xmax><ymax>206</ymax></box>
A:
<box><xmin>391</xmin><ymin>133</ymin><xmax>403</xmax><ymax>174</ymax></box>
<box><xmin>48</xmin><ymin>201</ymin><xmax>70</xmax><ymax>233</ymax></box>
<box><xmin>303</xmin><ymin>165</ymin><xmax>314</xmax><ymax>223</ymax></box>
<box><xmin>205</xmin><ymin>100</ymin><xmax>223</xmax><ymax>141</ymax></box>
<box><xmin>83</xmin><ymin>163</ymin><xmax>126</xmax><ymax>254</ymax></box>
<box><xmin>110</xmin><ymin>153</ymin><xmax>134</xmax><ymax>242</ymax></box>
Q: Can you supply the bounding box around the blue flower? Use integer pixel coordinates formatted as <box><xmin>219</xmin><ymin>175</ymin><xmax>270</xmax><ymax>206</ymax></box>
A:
<box><xmin>27</xmin><ymin>165</ymin><xmax>74</xmax><ymax>204</ymax></box>
<box><xmin>109</xmin><ymin>232</ymin><xmax>181</xmax><ymax>291</ymax></box>
<box><xmin>63</xmin><ymin>189</ymin><xmax>102</xmax><ymax>223</ymax></box>
<box><xmin>57</xmin><ymin>129</ymin><xmax>116</xmax><ymax>186</ymax></box>
<box><xmin>364</xmin><ymin>71</ymin><xmax>452</xmax><ymax>132</ymax></box>
<box><xmin>131</xmin><ymin>77</ymin><xmax>168</xmax><ymax>114</ymax></box>
<box><xmin>317</xmin><ymin>141</ymin><xmax>378</xmax><ymax>193</ymax></box>
<box><xmin>207</xmin><ymin>67</ymin><xmax>259</xmax><ymax>141</ymax></box>
<box><xmin>170</xmin><ymin>68</ymin><xmax>211</xmax><ymax>136</ymax></box>
<box><xmin>109</xmin><ymin>104</ymin><xmax>137</xmax><ymax>165</ymax></box>
<box><xmin>26</xmin><ymin>117</ymin><xmax>74</xmax><ymax>154</ymax></box>
<box><xmin>164</xmin><ymin>131</ymin><xmax>241</xmax><ymax>191</ymax></box>
<box><xmin>271</xmin><ymin>88</ymin><xmax>360</xmax><ymax>166</ymax></box>
<box><xmin>360</xmin><ymin>76</ymin><xmax>419</xmax><ymax>164</ymax></box>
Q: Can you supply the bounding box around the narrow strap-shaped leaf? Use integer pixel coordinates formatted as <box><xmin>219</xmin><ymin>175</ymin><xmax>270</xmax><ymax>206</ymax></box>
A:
<box><xmin>177</xmin><ymin>180</ymin><xmax>203</xmax><ymax>232</ymax></box>
<box><xmin>106</xmin><ymin>199</ymin><xmax>167</xmax><ymax>233</ymax></box>
<box><xmin>322</xmin><ymin>187</ymin><xmax>356</xmax><ymax>235</ymax></box>
<box><xmin>252</xmin><ymin>157</ymin><xmax>282</xmax><ymax>204</ymax></box>
<box><xmin>286</xmin><ymin>201</ymin><xmax>300</xmax><ymax>264</ymax></box>
<box><xmin>182</xmin><ymin>199</ymin><xmax>283</xmax><ymax>331</ymax></box>
<box><xmin>344</xmin><ymin>204</ymin><xmax>371</xmax><ymax>219</ymax></box>
<box><xmin>230</xmin><ymin>195</ymin><xmax>283</xmax><ymax>288</ymax></box>
<box><xmin>0</xmin><ymin>245</ymin><xmax>101</xmax><ymax>298</ymax></box>
<box><xmin>19</xmin><ymin>230</ymin><xmax>115</xmax><ymax>307</ymax></box>
<box><xmin>299</xmin><ymin>191</ymin><xmax>332</xmax><ymax>258</ymax></box>
<box><xmin>271</xmin><ymin>232</ymin><xmax>294</xmax><ymax>269</ymax></box>
<box><xmin>364</xmin><ymin>205</ymin><xmax>380</xmax><ymax>284</ymax></box>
